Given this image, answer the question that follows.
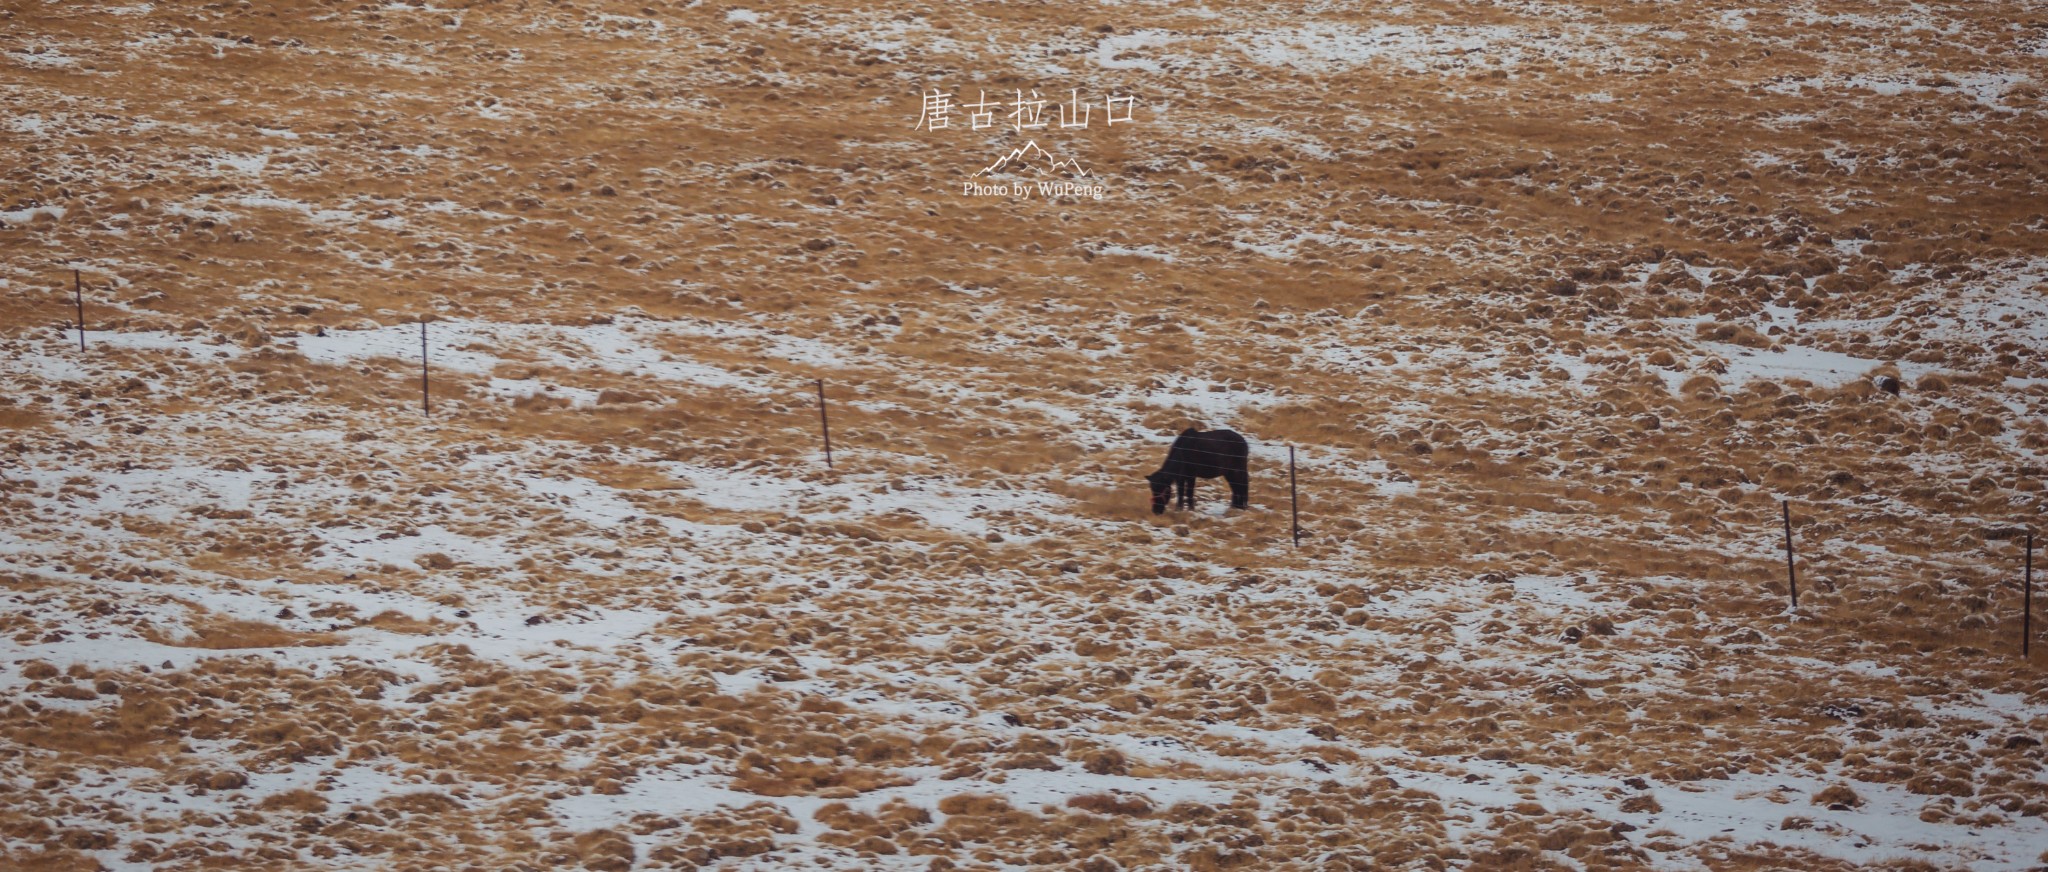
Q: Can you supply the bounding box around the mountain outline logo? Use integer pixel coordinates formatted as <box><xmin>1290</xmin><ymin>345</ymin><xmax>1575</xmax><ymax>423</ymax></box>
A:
<box><xmin>971</xmin><ymin>140</ymin><xmax>1091</xmax><ymax>178</ymax></box>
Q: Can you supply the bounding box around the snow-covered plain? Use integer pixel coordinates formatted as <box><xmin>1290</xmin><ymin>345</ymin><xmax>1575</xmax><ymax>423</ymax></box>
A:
<box><xmin>3</xmin><ymin>0</ymin><xmax>2046</xmax><ymax>869</ymax></box>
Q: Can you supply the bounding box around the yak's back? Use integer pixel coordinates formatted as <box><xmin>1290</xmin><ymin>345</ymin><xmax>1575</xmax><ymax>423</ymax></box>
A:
<box><xmin>1181</xmin><ymin>428</ymin><xmax>1246</xmax><ymax>450</ymax></box>
<box><xmin>1170</xmin><ymin>428</ymin><xmax>1249</xmax><ymax>471</ymax></box>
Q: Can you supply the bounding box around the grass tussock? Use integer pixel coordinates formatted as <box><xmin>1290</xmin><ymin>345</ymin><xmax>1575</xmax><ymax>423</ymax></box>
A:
<box><xmin>1066</xmin><ymin>792</ymin><xmax>1154</xmax><ymax>817</ymax></box>
<box><xmin>256</xmin><ymin>789</ymin><xmax>330</xmax><ymax>813</ymax></box>
<box><xmin>1045</xmin><ymin>481</ymin><xmax>1173</xmax><ymax>524</ymax></box>
<box><xmin>364</xmin><ymin>610</ymin><xmax>447</xmax><ymax>634</ymax></box>
<box><xmin>143</xmin><ymin>617</ymin><xmax>341</xmax><ymax>649</ymax></box>
<box><xmin>0</xmin><ymin>1</ymin><xmax>2041</xmax><ymax>869</ymax></box>
<box><xmin>10</xmin><ymin>702</ymin><xmax>176</xmax><ymax>760</ymax></box>
<box><xmin>0</xmin><ymin>406</ymin><xmax>47</xmax><ymax>430</ymax></box>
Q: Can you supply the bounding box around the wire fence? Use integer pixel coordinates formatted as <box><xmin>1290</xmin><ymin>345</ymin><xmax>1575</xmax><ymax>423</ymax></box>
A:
<box><xmin>37</xmin><ymin>279</ymin><xmax>2044</xmax><ymax>658</ymax></box>
<box><xmin>1773</xmin><ymin>499</ymin><xmax>2039</xmax><ymax>657</ymax></box>
<box><xmin>49</xmin><ymin>295</ymin><xmax>1317</xmax><ymax>530</ymax></box>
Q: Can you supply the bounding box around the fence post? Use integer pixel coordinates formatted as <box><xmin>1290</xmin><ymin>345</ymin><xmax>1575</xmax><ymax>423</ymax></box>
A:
<box><xmin>420</xmin><ymin>320</ymin><xmax>430</xmax><ymax>416</ymax></box>
<box><xmin>1782</xmin><ymin>501</ymin><xmax>1798</xmax><ymax>610</ymax></box>
<box><xmin>73</xmin><ymin>269</ymin><xmax>86</xmax><ymax>351</ymax></box>
<box><xmin>815</xmin><ymin>379</ymin><xmax>833</xmax><ymax>469</ymax></box>
<box><xmin>1289</xmin><ymin>445</ymin><xmax>1300</xmax><ymax>548</ymax></box>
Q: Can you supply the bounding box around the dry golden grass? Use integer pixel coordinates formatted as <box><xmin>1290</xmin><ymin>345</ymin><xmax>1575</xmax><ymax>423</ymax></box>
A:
<box><xmin>255</xmin><ymin>789</ymin><xmax>329</xmax><ymax>814</ymax></box>
<box><xmin>10</xmin><ymin>694</ymin><xmax>180</xmax><ymax>760</ymax></box>
<box><xmin>0</xmin><ymin>848</ymin><xmax>105</xmax><ymax>872</ymax></box>
<box><xmin>1044</xmin><ymin>481</ymin><xmax>1175</xmax><ymax>525</ymax></box>
<box><xmin>583</xmin><ymin>464</ymin><xmax>693</xmax><ymax>492</ymax></box>
<box><xmin>1065</xmin><ymin>792</ymin><xmax>1154</xmax><ymax>817</ymax></box>
<box><xmin>363</xmin><ymin>610</ymin><xmax>447</xmax><ymax>635</ymax></box>
<box><xmin>143</xmin><ymin>617</ymin><xmax>340</xmax><ymax>650</ymax></box>
<box><xmin>2</xmin><ymin>0</ymin><xmax>2044</xmax><ymax>869</ymax></box>
<box><xmin>0</xmin><ymin>405</ymin><xmax>47</xmax><ymax>430</ymax></box>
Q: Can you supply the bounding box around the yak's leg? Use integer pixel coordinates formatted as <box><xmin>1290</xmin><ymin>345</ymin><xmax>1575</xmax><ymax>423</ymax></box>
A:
<box><xmin>1227</xmin><ymin>469</ymin><xmax>1249</xmax><ymax>509</ymax></box>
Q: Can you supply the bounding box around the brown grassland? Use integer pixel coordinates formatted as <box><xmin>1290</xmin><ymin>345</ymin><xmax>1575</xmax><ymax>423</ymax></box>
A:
<box><xmin>2</xmin><ymin>0</ymin><xmax>2047</xmax><ymax>869</ymax></box>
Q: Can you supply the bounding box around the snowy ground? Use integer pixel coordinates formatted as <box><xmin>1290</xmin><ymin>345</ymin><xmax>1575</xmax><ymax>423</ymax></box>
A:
<box><xmin>4</xmin><ymin>0</ymin><xmax>2047</xmax><ymax>870</ymax></box>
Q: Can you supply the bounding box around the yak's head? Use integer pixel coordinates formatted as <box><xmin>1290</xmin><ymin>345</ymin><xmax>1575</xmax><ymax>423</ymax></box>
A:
<box><xmin>1145</xmin><ymin>471</ymin><xmax>1171</xmax><ymax>515</ymax></box>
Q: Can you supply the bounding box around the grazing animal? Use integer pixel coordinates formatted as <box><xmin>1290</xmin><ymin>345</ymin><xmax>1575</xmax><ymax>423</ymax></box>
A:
<box><xmin>1146</xmin><ymin>428</ymin><xmax>1250</xmax><ymax>514</ymax></box>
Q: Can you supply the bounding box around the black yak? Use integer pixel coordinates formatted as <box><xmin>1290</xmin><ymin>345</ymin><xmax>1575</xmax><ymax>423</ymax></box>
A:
<box><xmin>1146</xmin><ymin>428</ymin><xmax>1250</xmax><ymax>514</ymax></box>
